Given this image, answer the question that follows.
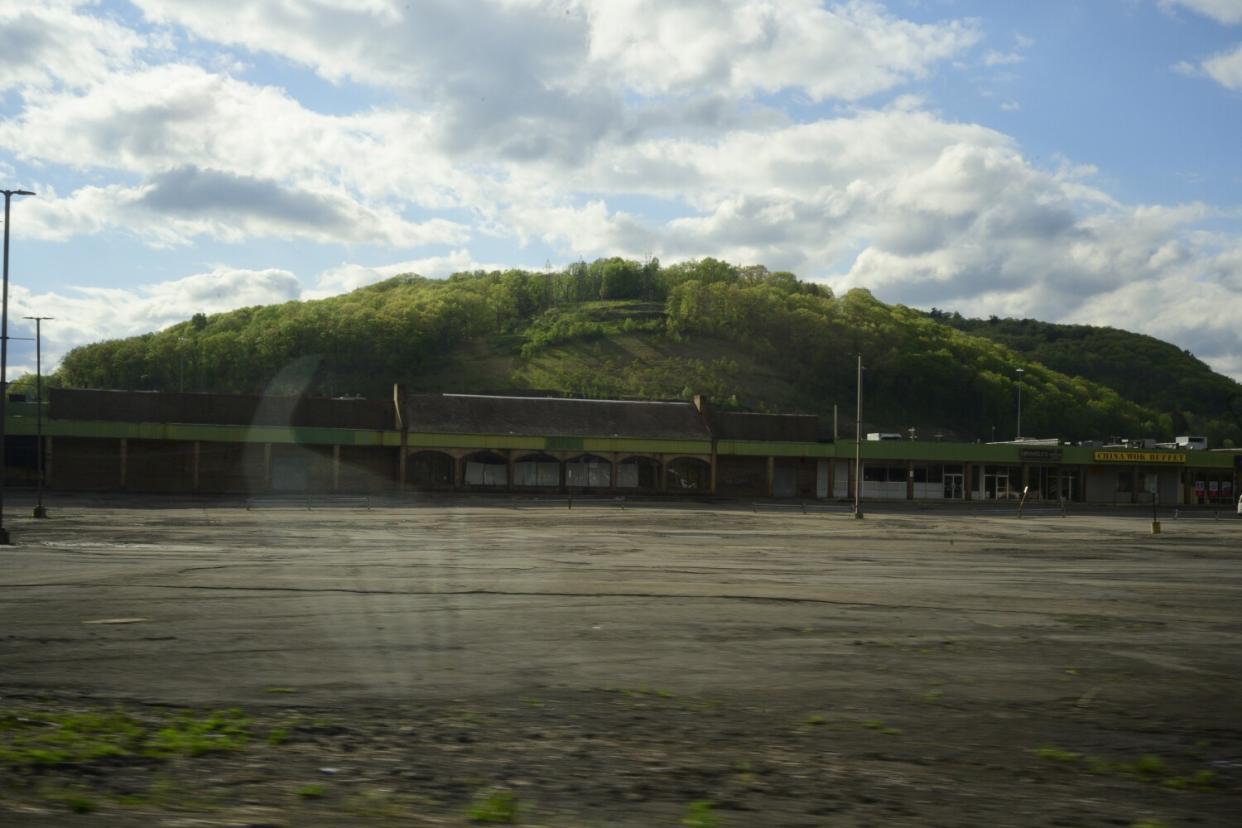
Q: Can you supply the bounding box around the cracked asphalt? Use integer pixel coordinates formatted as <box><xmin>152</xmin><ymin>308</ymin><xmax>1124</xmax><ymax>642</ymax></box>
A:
<box><xmin>1</xmin><ymin>498</ymin><xmax>1240</xmax><ymax>826</ymax></box>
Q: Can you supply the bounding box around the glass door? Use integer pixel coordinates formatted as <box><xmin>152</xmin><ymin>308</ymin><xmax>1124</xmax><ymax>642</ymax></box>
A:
<box><xmin>944</xmin><ymin>473</ymin><xmax>964</xmax><ymax>499</ymax></box>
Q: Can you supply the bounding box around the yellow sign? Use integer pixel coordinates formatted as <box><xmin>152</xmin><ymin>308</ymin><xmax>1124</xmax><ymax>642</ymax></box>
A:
<box><xmin>1092</xmin><ymin>451</ymin><xmax>1186</xmax><ymax>464</ymax></box>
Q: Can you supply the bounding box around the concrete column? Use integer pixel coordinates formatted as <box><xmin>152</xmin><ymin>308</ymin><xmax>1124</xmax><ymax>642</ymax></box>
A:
<box><xmin>826</xmin><ymin>457</ymin><xmax>834</xmax><ymax>499</ymax></box>
<box><xmin>332</xmin><ymin>445</ymin><xmax>341</xmax><ymax>493</ymax></box>
<box><xmin>709</xmin><ymin>444</ymin><xmax>718</xmax><ymax>496</ymax></box>
<box><xmin>1182</xmin><ymin>468</ymin><xmax>1192</xmax><ymax>505</ymax></box>
<box><xmin>509</xmin><ymin>451</ymin><xmax>517</xmax><ymax>491</ymax></box>
<box><xmin>45</xmin><ymin>436</ymin><xmax>53</xmax><ymax>488</ymax></box>
<box><xmin>454</xmin><ymin>453</ymin><xmax>464</xmax><ymax>489</ymax></box>
<box><xmin>192</xmin><ymin>441</ymin><xmax>201</xmax><ymax>493</ymax></box>
<box><xmin>119</xmin><ymin>438</ymin><xmax>128</xmax><ymax>490</ymax></box>
<box><xmin>906</xmin><ymin>459</ymin><xmax>914</xmax><ymax>500</ymax></box>
<box><xmin>263</xmin><ymin>443</ymin><xmax>272</xmax><ymax>492</ymax></box>
<box><xmin>658</xmin><ymin>454</ymin><xmax>667</xmax><ymax>491</ymax></box>
<box><xmin>766</xmin><ymin>456</ymin><xmax>775</xmax><ymax>498</ymax></box>
<box><xmin>398</xmin><ymin>432</ymin><xmax>408</xmax><ymax>493</ymax></box>
<box><xmin>964</xmin><ymin>463</ymin><xmax>973</xmax><ymax>501</ymax></box>
<box><xmin>610</xmin><ymin>452</ymin><xmax>619</xmax><ymax>490</ymax></box>
<box><xmin>1130</xmin><ymin>466</ymin><xmax>1138</xmax><ymax>505</ymax></box>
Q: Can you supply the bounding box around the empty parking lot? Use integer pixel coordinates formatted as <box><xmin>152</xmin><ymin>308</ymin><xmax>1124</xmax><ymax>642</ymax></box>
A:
<box><xmin>2</xmin><ymin>499</ymin><xmax>1239</xmax><ymax>826</ymax></box>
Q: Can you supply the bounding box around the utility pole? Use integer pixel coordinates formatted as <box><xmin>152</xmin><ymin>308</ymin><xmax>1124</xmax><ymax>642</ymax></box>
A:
<box><xmin>0</xmin><ymin>188</ymin><xmax>36</xmax><ymax>545</ymax></box>
<box><xmin>23</xmin><ymin>316</ymin><xmax>52</xmax><ymax>519</ymax></box>
<box><xmin>854</xmin><ymin>354</ymin><xmax>864</xmax><ymax>519</ymax></box>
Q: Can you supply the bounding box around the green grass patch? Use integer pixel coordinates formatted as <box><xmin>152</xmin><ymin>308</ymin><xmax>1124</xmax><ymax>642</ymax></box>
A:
<box><xmin>681</xmin><ymin>800</ymin><xmax>720</xmax><ymax>828</ymax></box>
<box><xmin>805</xmin><ymin>714</ymin><xmax>826</xmax><ymax>727</ymax></box>
<box><xmin>0</xmin><ymin>707</ymin><xmax>252</xmax><ymax>767</ymax></box>
<box><xmin>1034</xmin><ymin>746</ymin><xmax>1082</xmax><ymax>763</ymax></box>
<box><xmin>296</xmin><ymin>783</ymin><xmax>327</xmax><ymax>800</ymax></box>
<box><xmin>467</xmin><ymin>788</ymin><xmax>520</xmax><ymax>823</ymax></box>
<box><xmin>144</xmin><ymin>709</ymin><xmax>250</xmax><ymax>757</ymax></box>
<box><xmin>862</xmin><ymin>719</ymin><xmax>901</xmax><ymax>735</ymax></box>
<box><xmin>1162</xmin><ymin>769</ymin><xmax>1216</xmax><ymax>791</ymax></box>
<box><xmin>1116</xmin><ymin>754</ymin><xmax>1168</xmax><ymax>777</ymax></box>
<box><xmin>39</xmin><ymin>787</ymin><xmax>98</xmax><ymax>814</ymax></box>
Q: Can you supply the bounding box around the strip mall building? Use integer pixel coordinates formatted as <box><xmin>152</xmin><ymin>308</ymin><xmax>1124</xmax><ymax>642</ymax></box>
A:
<box><xmin>6</xmin><ymin>388</ymin><xmax>1239</xmax><ymax>506</ymax></box>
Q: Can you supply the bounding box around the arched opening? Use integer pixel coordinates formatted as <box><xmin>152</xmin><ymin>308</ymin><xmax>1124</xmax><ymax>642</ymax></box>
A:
<box><xmin>463</xmin><ymin>451</ymin><xmax>508</xmax><ymax>487</ymax></box>
<box><xmin>566</xmin><ymin>453</ymin><xmax>611</xmax><ymax>489</ymax></box>
<box><xmin>616</xmin><ymin>455</ymin><xmax>660</xmax><ymax>489</ymax></box>
<box><xmin>512</xmin><ymin>452</ymin><xmax>560</xmax><ymax>488</ymax></box>
<box><xmin>407</xmin><ymin>450</ymin><xmax>455</xmax><ymax>490</ymax></box>
<box><xmin>666</xmin><ymin>457</ymin><xmax>710</xmax><ymax>491</ymax></box>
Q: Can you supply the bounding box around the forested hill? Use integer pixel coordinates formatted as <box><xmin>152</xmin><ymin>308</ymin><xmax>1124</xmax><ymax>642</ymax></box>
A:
<box><xmin>45</xmin><ymin>258</ymin><xmax>1242</xmax><ymax>445</ymax></box>
<box><xmin>930</xmin><ymin>312</ymin><xmax>1242</xmax><ymax>443</ymax></box>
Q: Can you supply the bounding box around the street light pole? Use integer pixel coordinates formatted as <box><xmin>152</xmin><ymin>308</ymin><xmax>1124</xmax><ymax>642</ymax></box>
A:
<box><xmin>854</xmin><ymin>354</ymin><xmax>864</xmax><ymax>519</ymax></box>
<box><xmin>23</xmin><ymin>316</ymin><xmax>52</xmax><ymax>519</ymax></box>
<box><xmin>1016</xmin><ymin>368</ymin><xmax>1025</xmax><ymax>441</ymax></box>
<box><xmin>0</xmin><ymin>188</ymin><xmax>36</xmax><ymax>545</ymax></box>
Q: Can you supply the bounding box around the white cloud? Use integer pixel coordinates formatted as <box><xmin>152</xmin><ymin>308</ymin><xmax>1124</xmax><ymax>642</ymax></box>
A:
<box><xmin>1160</xmin><ymin>0</ymin><xmax>1242</xmax><ymax>24</ymax></box>
<box><xmin>1202</xmin><ymin>42</ymin><xmax>1242</xmax><ymax>88</ymax></box>
<box><xmin>982</xmin><ymin>50</ymin><xmax>1024</xmax><ymax>67</ymax></box>
<box><xmin>16</xmin><ymin>174</ymin><xmax>469</xmax><ymax>248</ymax></box>
<box><xmin>10</xmin><ymin>267</ymin><xmax>303</xmax><ymax>366</ymax></box>
<box><xmin>583</xmin><ymin>0</ymin><xmax>980</xmax><ymax>100</ymax></box>
<box><xmin>0</xmin><ymin>1</ymin><xmax>144</xmax><ymax>91</ymax></box>
<box><xmin>133</xmin><ymin>0</ymin><xmax>979</xmax><ymax>105</ymax></box>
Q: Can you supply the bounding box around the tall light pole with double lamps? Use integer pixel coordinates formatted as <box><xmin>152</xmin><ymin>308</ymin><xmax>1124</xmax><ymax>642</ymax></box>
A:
<box><xmin>23</xmin><ymin>316</ymin><xmax>52</xmax><ymax>519</ymax></box>
<box><xmin>1</xmin><ymin>189</ymin><xmax>36</xmax><ymax>545</ymax></box>
<box><xmin>1016</xmin><ymin>367</ymin><xmax>1025</xmax><ymax>441</ymax></box>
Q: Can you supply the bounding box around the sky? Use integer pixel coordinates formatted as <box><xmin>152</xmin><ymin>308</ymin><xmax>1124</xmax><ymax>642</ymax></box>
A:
<box><xmin>2</xmin><ymin>0</ymin><xmax>1242</xmax><ymax>381</ymax></box>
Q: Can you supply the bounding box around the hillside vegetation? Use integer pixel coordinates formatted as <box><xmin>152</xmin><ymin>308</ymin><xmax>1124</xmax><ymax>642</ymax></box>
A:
<box><xmin>44</xmin><ymin>258</ymin><xmax>1242</xmax><ymax>445</ymax></box>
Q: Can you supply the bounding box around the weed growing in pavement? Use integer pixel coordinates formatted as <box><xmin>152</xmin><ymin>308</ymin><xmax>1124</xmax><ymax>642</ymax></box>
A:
<box><xmin>862</xmin><ymin>719</ymin><xmax>901</xmax><ymax>735</ymax></box>
<box><xmin>467</xmin><ymin>788</ymin><xmax>520</xmax><ymax>823</ymax></box>
<box><xmin>681</xmin><ymin>800</ymin><xmax>720</xmax><ymax>828</ymax></box>
<box><xmin>1034</xmin><ymin>746</ymin><xmax>1082</xmax><ymax>763</ymax></box>
<box><xmin>145</xmin><ymin>709</ymin><xmax>250</xmax><ymax>757</ymax></box>
<box><xmin>38</xmin><ymin>786</ymin><xmax>97</xmax><ymax>814</ymax></box>
<box><xmin>1161</xmin><ymin>769</ymin><xmax>1216</xmax><ymax>790</ymax></box>
<box><xmin>296</xmin><ymin>783</ymin><xmax>327</xmax><ymax>799</ymax></box>
<box><xmin>0</xmin><ymin>707</ymin><xmax>252</xmax><ymax>767</ymax></box>
<box><xmin>923</xmin><ymin>689</ymin><xmax>944</xmax><ymax>703</ymax></box>
<box><xmin>805</xmin><ymin>714</ymin><xmax>827</xmax><ymax>726</ymax></box>
<box><xmin>263</xmin><ymin>686</ymin><xmax>298</xmax><ymax>694</ymax></box>
<box><xmin>345</xmin><ymin>787</ymin><xmax>419</xmax><ymax>819</ymax></box>
<box><xmin>1035</xmin><ymin>747</ymin><xmax>1217</xmax><ymax>791</ymax></box>
<box><xmin>266</xmin><ymin>727</ymin><xmax>290</xmax><ymax>745</ymax></box>
<box><xmin>1129</xmin><ymin>755</ymin><xmax>1167</xmax><ymax>776</ymax></box>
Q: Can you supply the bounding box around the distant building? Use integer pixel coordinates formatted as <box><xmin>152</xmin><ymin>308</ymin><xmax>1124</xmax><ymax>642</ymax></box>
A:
<box><xmin>2</xmin><ymin>388</ymin><xmax>1235</xmax><ymax>506</ymax></box>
